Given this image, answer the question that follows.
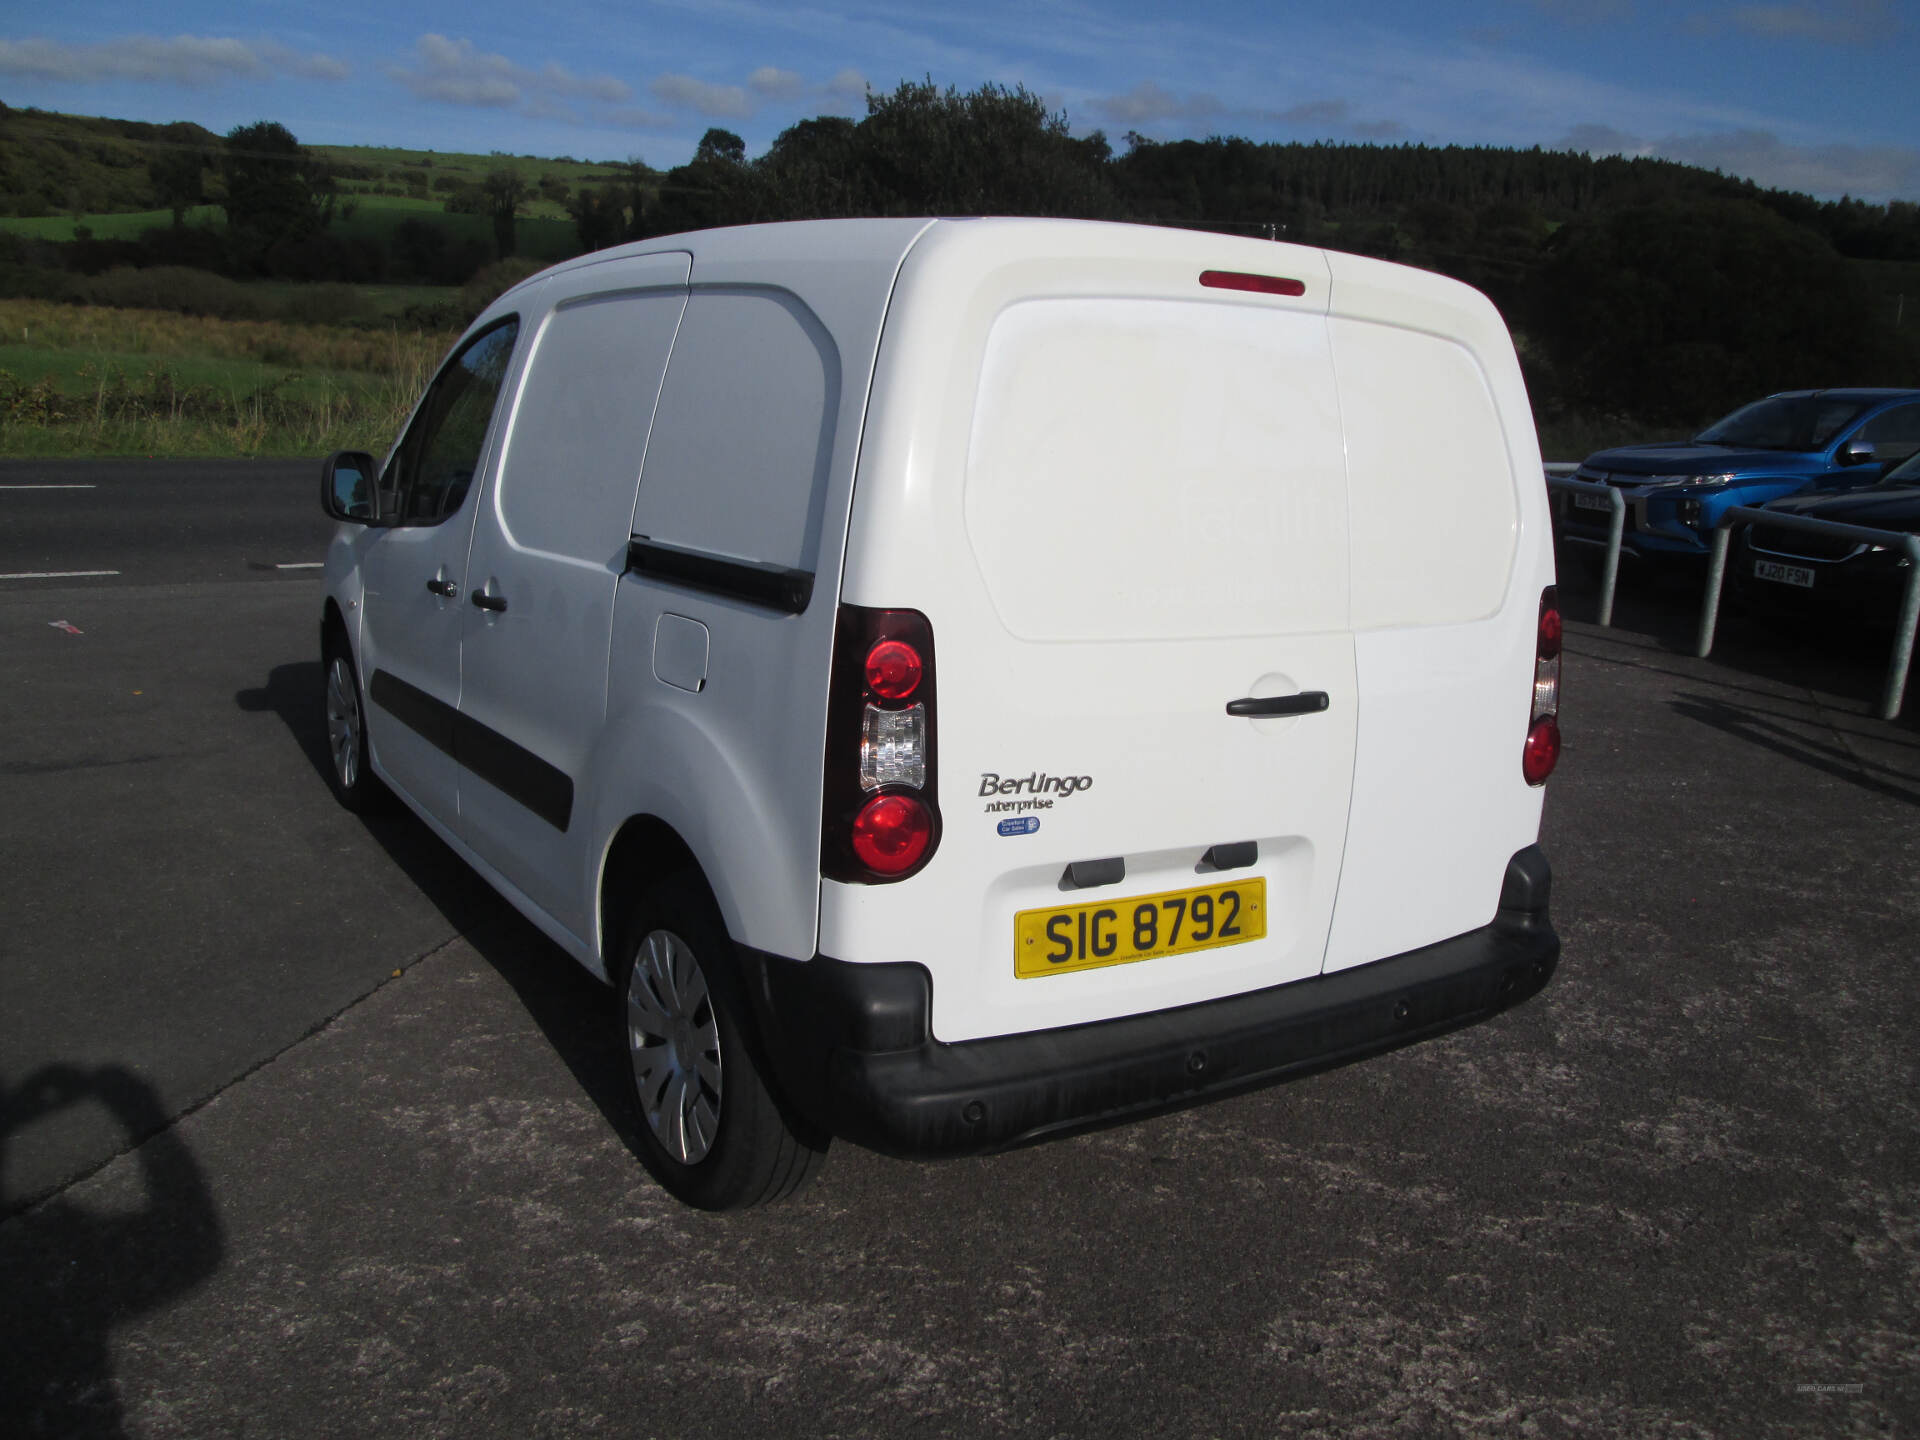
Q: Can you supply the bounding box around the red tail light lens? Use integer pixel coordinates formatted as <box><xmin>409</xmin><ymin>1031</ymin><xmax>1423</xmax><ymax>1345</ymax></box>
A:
<box><xmin>851</xmin><ymin>794</ymin><xmax>933</xmax><ymax>874</ymax></box>
<box><xmin>1522</xmin><ymin>717</ymin><xmax>1561</xmax><ymax>786</ymax></box>
<box><xmin>864</xmin><ymin>639</ymin><xmax>923</xmax><ymax>699</ymax></box>
<box><xmin>823</xmin><ymin>606</ymin><xmax>940</xmax><ymax>883</ymax></box>
<box><xmin>1537</xmin><ymin>597</ymin><xmax>1562</xmax><ymax>660</ymax></box>
<box><xmin>1525</xmin><ymin>586</ymin><xmax>1561</xmax><ymax>786</ymax></box>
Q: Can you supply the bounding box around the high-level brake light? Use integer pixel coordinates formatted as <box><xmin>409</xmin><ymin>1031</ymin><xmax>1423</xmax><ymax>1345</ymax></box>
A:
<box><xmin>1199</xmin><ymin>270</ymin><xmax>1307</xmax><ymax>297</ymax></box>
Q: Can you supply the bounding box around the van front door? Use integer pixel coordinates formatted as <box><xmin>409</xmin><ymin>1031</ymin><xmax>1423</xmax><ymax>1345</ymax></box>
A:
<box><xmin>358</xmin><ymin>316</ymin><xmax>523</xmax><ymax>823</ymax></box>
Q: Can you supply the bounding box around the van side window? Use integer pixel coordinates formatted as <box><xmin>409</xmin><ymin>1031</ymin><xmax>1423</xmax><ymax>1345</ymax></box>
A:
<box><xmin>633</xmin><ymin>290</ymin><xmax>839</xmax><ymax>573</ymax></box>
<box><xmin>498</xmin><ymin>291</ymin><xmax>683</xmax><ymax>564</ymax></box>
<box><xmin>385</xmin><ymin>317</ymin><xmax>521</xmax><ymax>526</ymax></box>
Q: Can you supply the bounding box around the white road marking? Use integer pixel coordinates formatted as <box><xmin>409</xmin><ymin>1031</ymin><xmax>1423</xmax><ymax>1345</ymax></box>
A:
<box><xmin>0</xmin><ymin>569</ymin><xmax>120</xmax><ymax>579</ymax></box>
<box><xmin>0</xmin><ymin>484</ymin><xmax>96</xmax><ymax>490</ymax></box>
<box><xmin>275</xmin><ymin>562</ymin><xmax>324</xmax><ymax>570</ymax></box>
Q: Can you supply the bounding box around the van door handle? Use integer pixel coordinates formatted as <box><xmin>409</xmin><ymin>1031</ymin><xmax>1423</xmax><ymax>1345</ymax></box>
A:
<box><xmin>1226</xmin><ymin>691</ymin><xmax>1329</xmax><ymax>717</ymax></box>
<box><xmin>470</xmin><ymin>589</ymin><xmax>507</xmax><ymax>613</ymax></box>
<box><xmin>425</xmin><ymin>578</ymin><xmax>457</xmax><ymax>598</ymax></box>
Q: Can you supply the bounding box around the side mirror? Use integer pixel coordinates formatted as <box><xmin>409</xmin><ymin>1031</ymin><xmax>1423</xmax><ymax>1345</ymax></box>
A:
<box><xmin>320</xmin><ymin>450</ymin><xmax>381</xmax><ymax>523</ymax></box>
<box><xmin>1839</xmin><ymin>438</ymin><xmax>1877</xmax><ymax>466</ymax></box>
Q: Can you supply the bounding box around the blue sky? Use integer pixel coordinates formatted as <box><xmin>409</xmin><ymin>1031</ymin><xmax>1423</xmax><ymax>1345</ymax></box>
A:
<box><xmin>2</xmin><ymin>0</ymin><xmax>1915</xmax><ymax>201</ymax></box>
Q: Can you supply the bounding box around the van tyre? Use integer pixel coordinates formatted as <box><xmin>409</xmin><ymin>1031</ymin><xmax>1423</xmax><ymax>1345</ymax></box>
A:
<box><xmin>322</xmin><ymin>631</ymin><xmax>387</xmax><ymax>814</ymax></box>
<box><xmin>617</xmin><ymin>881</ymin><xmax>827</xmax><ymax>1210</ymax></box>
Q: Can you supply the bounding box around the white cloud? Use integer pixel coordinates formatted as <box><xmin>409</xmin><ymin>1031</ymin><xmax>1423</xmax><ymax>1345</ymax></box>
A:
<box><xmin>650</xmin><ymin>73</ymin><xmax>753</xmax><ymax>118</ymax></box>
<box><xmin>748</xmin><ymin>65</ymin><xmax>805</xmax><ymax>99</ymax></box>
<box><xmin>1089</xmin><ymin>82</ymin><xmax>1223</xmax><ymax>125</ymax></box>
<box><xmin>0</xmin><ymin>34</ymin><xmax>346</xmax><ymax>87</ymax></box>
<box><xmin>1717</xmin><ymin>0</ymin><xmax>1891</xmax><ymax>44</ymax></box>
<box><xmin>826</xmin><ymin>67</ymin><xmax>869</xmax><ymax>101</ymax></box>
<box><xmin>386</xmin><ymin>34</ymin><xmax>632</xmax><ymax>113</ymax></box>
<box><xmin>1562</xmin><ymin>123</ymin><xmax>1920</xmax><ymax>200</ymax></box>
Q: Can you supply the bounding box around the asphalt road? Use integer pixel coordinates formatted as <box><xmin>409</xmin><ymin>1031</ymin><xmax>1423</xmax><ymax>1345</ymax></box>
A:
<box><xmin>0</xmin><ymin>458</ymin><xmax>469</xmax><ymax>1208</ymax></box>
<box><xmin>2</xmin><ymin>461</ymin><xmax>1916</xmax><ymax>1437</ymax></box>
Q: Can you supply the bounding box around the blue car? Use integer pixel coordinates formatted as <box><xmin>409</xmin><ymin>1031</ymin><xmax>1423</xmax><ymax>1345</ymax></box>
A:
<box><xmin>1559</xmin><ymin>389</ymin><xmax>1920</xmax><ymax>559</ymax></box>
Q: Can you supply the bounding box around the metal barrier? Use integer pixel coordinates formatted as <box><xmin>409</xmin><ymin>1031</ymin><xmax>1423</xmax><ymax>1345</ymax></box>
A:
<box><xmin>1696</xmin><ymin>505</ymin><xmax>1920</xmax><ymax>720</ymax></box>
<box><xmin>1544</xmin><ymin>473</ymin><xmax>1625</xmax><ymax>627</ymax></box>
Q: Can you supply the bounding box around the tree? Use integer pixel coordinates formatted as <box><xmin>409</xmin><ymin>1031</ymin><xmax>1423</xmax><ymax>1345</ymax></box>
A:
<box><xmin>568</xmin><ymin>184</ymin><xmax>626</xmax><ymax>253</ymax></box>
<box><xmin>695</xmin><ymin>128</ymin><xmax>746</xmax><ymax>166</ymax></box>
<box><xmin>480</xmin><ymin>169</ymin><xmax>527</xmax><ymax>258</ymax></box>
<box><xmin>147</xmin><ymin>122</ymin><xmax>208</xmax><ymax>227</ymax></box>
<box><xmin>1531</xmin><ymin>198</ymin><xmax>1897</xmax><ymax>425</ymax></box>
<box><xmin>221</xmin><ymin>121</ymin><xmax>331</xmax><ymax>267</ymax></box>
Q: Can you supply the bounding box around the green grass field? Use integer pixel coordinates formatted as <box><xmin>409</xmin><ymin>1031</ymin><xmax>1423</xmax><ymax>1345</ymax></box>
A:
<box><xmin>1</xmin><ymin>194</ymin><xmax>584</xmax><ymax>266</ymax></box>
<box><xmin>0</xmin><ymin>296</ymin><xmax>453</xmax><ymax>458</ymax></box>
<box><xmin>0</xmin><ymin>205</ymin><xmax>225</xmax><ymax>240</ymax></box>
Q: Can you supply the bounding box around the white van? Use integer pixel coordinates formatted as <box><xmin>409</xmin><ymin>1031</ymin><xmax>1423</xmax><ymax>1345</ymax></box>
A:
<box><xmin>319</xmin><ymin>218</ymin><xmax>1562</xmax><ymax>1210</ymax></box>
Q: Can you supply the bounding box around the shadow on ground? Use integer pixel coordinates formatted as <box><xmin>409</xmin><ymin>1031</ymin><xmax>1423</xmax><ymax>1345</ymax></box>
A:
<box><xmin>1556</xmin><ymin>541</ymin><xmax>1920</xmax><ymax>734</ymax></box>
<box><xmin>234</xmin><ymin>661</ymin><xmax>645</xmax><ymax>1161</ymax></box>
<box><xmin>0</xmin><ymin>1065</ymin><xmax>223</xmax><ymax>1438</ymax></box>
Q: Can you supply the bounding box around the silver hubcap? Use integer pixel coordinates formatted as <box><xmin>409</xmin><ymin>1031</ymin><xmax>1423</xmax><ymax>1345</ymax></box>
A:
<box><xmin>325</xmin><ymin>655</ymin><xmax>360</xmax><ymax>791</ymax></box>
<box><xmin>626</xmin><ymin>929</ymin><xmax>723</xmax><ymax>1164</ymax></box>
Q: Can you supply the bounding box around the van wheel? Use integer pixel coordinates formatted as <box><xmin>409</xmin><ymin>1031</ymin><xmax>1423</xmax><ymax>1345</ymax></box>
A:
<box><xmin>617</xmin><ymin>882</ymin><xmax>827</xmax><ymax>1210</ymax></box>
<box><xmin>322</xmin><ymin>633</ymin><xmax>386</xmax><ymax>814</ymax></box>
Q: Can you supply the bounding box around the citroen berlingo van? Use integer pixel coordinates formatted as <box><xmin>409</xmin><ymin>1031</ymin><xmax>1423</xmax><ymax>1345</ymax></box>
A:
<box><xmin>319</xmin><ymin>218</ymin><xmax>1563</xmax><ymax>1210</ymax></box>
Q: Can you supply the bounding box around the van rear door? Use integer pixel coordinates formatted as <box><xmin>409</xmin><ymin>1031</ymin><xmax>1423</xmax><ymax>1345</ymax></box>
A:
<box><xmin>827</xmin><ymin>224</ymin><xmax>1359</xmax><ymax>1044</ymax></box>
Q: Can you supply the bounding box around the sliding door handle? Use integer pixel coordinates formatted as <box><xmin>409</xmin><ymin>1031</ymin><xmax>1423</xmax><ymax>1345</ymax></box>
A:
<box><xmin>1226</xmin><ymin>691</ymin><xmax>1329</xmax><ymax>718</ymax></box>
<box><xmin>469</xmin><ymin>589</ymin><xmax>507</xmax><ymax>613</ymax></box>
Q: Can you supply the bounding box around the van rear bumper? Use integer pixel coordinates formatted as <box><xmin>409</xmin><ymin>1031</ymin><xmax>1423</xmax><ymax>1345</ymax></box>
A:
<box><xmin>743</xmin><ymin>845</ymin><xmax>1559</xmax><ymax>1159</ymax></box>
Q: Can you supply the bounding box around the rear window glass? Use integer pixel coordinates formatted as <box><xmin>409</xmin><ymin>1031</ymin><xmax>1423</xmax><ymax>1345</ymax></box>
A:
<box><xmin>1696</xmin><ymin>395</ymin><xmax>1875</xmax><ymax>451</ymax></box>
<box><xmin>964</xmin><ymin>298</ymin><xmax>1349</xmax><ymax>642</ymax></box>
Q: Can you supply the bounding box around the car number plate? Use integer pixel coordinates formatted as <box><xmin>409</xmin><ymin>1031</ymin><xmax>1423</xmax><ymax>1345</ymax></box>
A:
<box><xmin>1753</xmin><ymin>559</ymin><xmax>1815</xmax><ymax>588</ymax></box>
<box><xmin>1014</xmin><ymin>879</ymin><xmax>1266</xmax><ymax>979</ymax></box>
<box><xmin>1573</xmin><ymin>492</ymin><xmax>1614</xmax><ymax>512</ymax></box>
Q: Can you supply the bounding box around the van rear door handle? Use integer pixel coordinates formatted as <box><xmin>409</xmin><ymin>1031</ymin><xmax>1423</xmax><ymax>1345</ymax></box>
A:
<box><xmin>1226</xmin><ymin>691</ymin><xmax>1329</xmax><ymax>717</ymax></box>
<box><xmin>425</xmin><ymin>578</ymin><xmax>457</xmax><ymax>598</ymax></box>
<box><xmin>470</xmin><ymin>589</ymin><xmax>507</xmax><ymax>613</ymax></box>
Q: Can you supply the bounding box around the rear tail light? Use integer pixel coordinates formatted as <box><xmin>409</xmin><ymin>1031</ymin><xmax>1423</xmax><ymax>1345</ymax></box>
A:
<box><xmin>1524</xmin><ymin>585</ymin><xmax>1561</xmax><ymax>786</ymax></box>
<box><xmin>823</xmin><ymin>606</ymin><xmax>941</xmax><ymax>882</ymax></box>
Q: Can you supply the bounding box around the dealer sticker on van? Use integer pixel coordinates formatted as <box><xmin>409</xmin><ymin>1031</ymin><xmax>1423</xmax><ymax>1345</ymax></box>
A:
<box><xmin>1014</xmin><ymin>879</ymin><xmax>1267</xmax><ymax>978</ymax></box>
<box><xmin>997</xmin><ymin>816</ymin><xmax>1040</xmax><ymax>836</ymax></box>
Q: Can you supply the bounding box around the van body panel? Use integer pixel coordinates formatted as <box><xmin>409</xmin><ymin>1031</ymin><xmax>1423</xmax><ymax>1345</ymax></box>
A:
<box><xmin>1320</xmin><ymin>619</ymin><xmax>1546</xmax><ymax>972</ymax></box>
<box><xmin>456</xmin><ymin>254</ymin><xmax>689</xmax><ymax>935</ymax></box>
<box><xmin>593</xmin><ymin>222</ymin><xmax>932</xmax><ymax>961</ymax></box>
<box><xmin>1317</xmin><ymin>249</ymin><xmax>1555</xmax><ymax>973</ymax></box>
<box><xmin>834</xmin><ymin>221</ymin><xmax>1361</xmax><ymax>1041</ymax></box>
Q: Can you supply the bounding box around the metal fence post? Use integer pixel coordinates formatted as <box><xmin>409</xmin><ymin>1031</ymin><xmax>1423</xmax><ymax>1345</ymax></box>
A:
<box><xmin>1543</xmin><ymin>472</ymin><xmax>1625</xmax><ymax>629</ymax></box>
<box><xmin>1881</xmin><ymin>538</ymin><xmax>1920</xmax><ymax>721</ymax></box>
<box><xmin>1696</xmin><ymin>524</ymin><xmax>1732</xmax><ymax>658</ymax></box>
<box><xmin>1599</xmin><ymin>489</ymin><xmax>1624</xmax><ymax>628</ymax></box>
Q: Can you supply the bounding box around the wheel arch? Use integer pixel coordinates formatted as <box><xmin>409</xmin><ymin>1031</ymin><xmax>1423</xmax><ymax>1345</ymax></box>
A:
<box><xmin>320</xmin><ymin>596</ymin><xmax>353</xmax><ymax>653</ymax></box>
<box><xmin>597</xmin><ymin>815</ymin><xmax>713</xmax><ymax>981</ymax></box>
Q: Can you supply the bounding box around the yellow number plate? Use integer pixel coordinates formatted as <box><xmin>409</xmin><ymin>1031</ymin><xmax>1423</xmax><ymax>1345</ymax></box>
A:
<box><xmin>1015</xmin><ymin>879</ymin><xmax>1266</xmax><ymax>979</ymax></box>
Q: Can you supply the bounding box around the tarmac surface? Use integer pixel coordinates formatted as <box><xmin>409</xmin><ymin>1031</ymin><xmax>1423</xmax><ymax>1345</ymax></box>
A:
<box><xmin>2</xmin><ymin>460</ymin><xmax>1916</xmax><ymax>1437</ymax></box>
